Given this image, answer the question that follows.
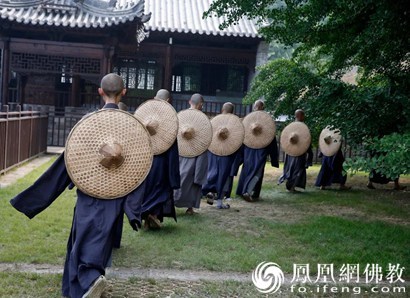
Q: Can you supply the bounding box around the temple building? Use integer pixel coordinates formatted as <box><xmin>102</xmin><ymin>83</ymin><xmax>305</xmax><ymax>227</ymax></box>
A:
<box><xmin>0</xmin><ymin>0</ymin><xmax>266</xmax><ymax>117</ymax></box>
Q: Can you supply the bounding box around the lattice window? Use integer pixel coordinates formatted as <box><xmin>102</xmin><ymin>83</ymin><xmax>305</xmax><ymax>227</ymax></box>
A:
<box><xmin>172</xmin><ymin>63</ymin><xmax>247</xmax><ymax>95</ymax></box>
<box><xmin>137</xmin><ymin>69</ymin><xmax>146</xmax><ymax>89</ymax></box>
<box><xmin>172</xmin><ymin>63</ymin><xmax>201</xmax><ymax>93</ymax></box>
<box><xmin>113</xmin><ymin>59</ymin><xmax>160</xmax><ymax>91</ymax></box>
<box><xmin>227</xmin><ymin>66</ymin><xmax>247</xmax><ymax>92</ymax></box>
<box><xmin>146</xmin><ymin>68</ymin><xmax>155</xmax><ymax>90</ymax></box>
<box><xmin>60</xmin><ymin>65</ymin><xmax>73</xmax><ymax>84</ymax></box>
<box><xmin>172</xmin><ymin>75</ymin><xmax>182</xmax><ymax>92</ymax></box>
<box><xmin>128</xmin><ymin>67</ymin><xmax>137</xmax><ymax>89</ymax></box>
<box><xmin>10</xmin><ymin>52</ymin><xmax>101</xmax><ymax>75</ymax></box>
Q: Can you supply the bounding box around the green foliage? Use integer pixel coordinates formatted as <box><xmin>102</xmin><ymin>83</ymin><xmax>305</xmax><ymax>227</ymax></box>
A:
<box><xmin>345</xmin><ymin>133</ymin><xmax>410</xmax><ymax>180</ymax></box>
<box><xmin>268</xmin><ymin>41</ymin><xmax>295</xmax><ymax>60</ymax></box>
<box><xmin>245</xmin><ymin>59</ymin><xmax>409</xmax><ymax>145</ymax></box>
<box><xmin>206</xmin><ymin>0</ymin><xmax>409</xmax><ymax>82</ymax></box>
<box><xmin>205</xmin><ymin>0</ymin><xmax>410</xmax><ymax>178</ymax></box>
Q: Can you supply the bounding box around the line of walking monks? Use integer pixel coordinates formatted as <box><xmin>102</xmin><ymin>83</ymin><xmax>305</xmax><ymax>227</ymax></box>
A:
<box><xmin>8</xmin><ymin>73</ymin><xmax>402</xmax><ymax>298</ymax></box>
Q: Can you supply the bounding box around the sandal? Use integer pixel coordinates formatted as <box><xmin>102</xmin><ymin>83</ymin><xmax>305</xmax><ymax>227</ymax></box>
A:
<box><xmin>147</xmin><ymin>214</ymin><xmax>161</xmax><ymax>229</ymax></box>
<box><xmin>243</xmin><ymin>193</ymin><xmax>253</xmax><ymax>202</ymax></box>
<box><xmin>185</xmin><ymin>208</ymin><xmax>197</xmax><ymax>215</ymax></box>
<box><xmin>206</xmin><ymin>192</ymin><xmax>214</xmax><ymax>205</ymax></box>
<box><xmin>217</xmin><ymin>204</ymin><xmax>230</xmax><ymax>210</ymax></box>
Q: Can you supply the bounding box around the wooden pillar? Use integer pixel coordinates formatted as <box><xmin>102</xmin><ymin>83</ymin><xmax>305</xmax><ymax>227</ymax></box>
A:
<box><xmin>103</xmin><ymin>45</ymin><xmax>115</xmax><ymax>75</ymax></box>
<box><xmin>164</xmin><ymin>38</ymin><xmax>173</xmax><ymax>91</ymax></box>
<box><xmin>1</xmin><ymin>39</ymin><xmax>10</xmax><ymax>106</ymax></box>
<box><xmin>17</xmin><ymin>75</ymin><xmax>28</xmax><ymax>107</ymax></box>
<box><xmin>70</xmin><ymin>75</ymin><xmax>80</xmax><ymax>107</ymax></box>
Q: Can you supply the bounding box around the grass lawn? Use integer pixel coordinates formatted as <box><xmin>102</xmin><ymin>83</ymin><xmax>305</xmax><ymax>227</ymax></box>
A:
<box><xmin>0</xmin><ymin>156</ymin><xmax>409</xmax><ymax>296</ymax></box>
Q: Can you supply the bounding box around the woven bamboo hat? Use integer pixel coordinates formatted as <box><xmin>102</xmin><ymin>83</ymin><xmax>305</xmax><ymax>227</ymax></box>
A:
<box><xmin>65</xmin><ymin>109</ymin><xmax>153</xmax><ymax>199</ymax></box>
<box><xmin>208</xmin><ymin>114</ymin><xmax>245</xmax><ymax>156</ymax></box>
<box><xmin>134</xmin><ymin>99</ymin><xmax>178</xmax><ymax>155</ymax></box>
<box><xmin>319</xmin><ymin>126</ymin><xmax>342</xmax><ymax>157</ymax></box>
<box><xmin>177</xmin><ymin>109</ymin><xmax>212</xmax><ymax>157</ymax></box>
<box><xmin>242</xmin><ymin>111</ymin><xmax>276</xmax><ymax>149</ymax></box>
<box><xmin>280</xmin><ymin>122</ymin><xmax>311</xmax><ymax>157</ymax></box>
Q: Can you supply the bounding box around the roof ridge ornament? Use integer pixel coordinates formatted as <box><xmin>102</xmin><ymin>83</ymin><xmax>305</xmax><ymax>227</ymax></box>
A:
<box><xmin>73</xmin><ymin>0</ymin><xmax>150</xmax><ymax>19</ymax></box>
<box><xmin>0</xmin><ymin>0</ymin><xmax>48</xmax><ymax>7</ymax></box>
<box><xmin>1</xmin><ymin>0</ymin><xmax>151</xmax><ymax>28</ymax></box>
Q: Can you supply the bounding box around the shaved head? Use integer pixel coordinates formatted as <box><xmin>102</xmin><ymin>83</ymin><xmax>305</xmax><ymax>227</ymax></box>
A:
<box><xmin>222</xmin><ymin>102</ymin><xmax>234</xmax><ymax>114</ymax></box>
<box><xmin>189</xmin><ymin>93</ymin><xmax>204</xmax><ymax>110</ymax></box>
<box><xmin>295</xmin><ymin>109</ymin><xmax>305</xmax><ymax>122</ymax></box>
<box><xmin>155</xmin><ymin>89</ymin><xmax>171</xmax><ymax>102</ymax></box>
<box><xmin>253</xmin><ymin>100</ymin><xmax>265</xmax><ymax>111</ymax></box>
<box><xmin>101</xmin><ymin>73</ymin><xmax>125</xmax><ymax>97</ymax></box>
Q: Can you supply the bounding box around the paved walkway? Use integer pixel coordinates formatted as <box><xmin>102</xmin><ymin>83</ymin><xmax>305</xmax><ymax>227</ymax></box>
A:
<box><xmin>0</xmin><ymin>147</ymin><xmax>63</xmax><ymax>188</ymax></box>
<box><xmin>0</xmin><ymin>262</ymin><xmax>251</xmax><ymax>282</ymax></box>
<box><xmin>0</xmin><ymin>154</ymin><xmax>53</xmax><ymax>188</ymax></box>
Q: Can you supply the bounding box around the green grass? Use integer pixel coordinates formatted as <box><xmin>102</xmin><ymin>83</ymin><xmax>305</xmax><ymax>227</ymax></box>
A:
<box><xmin>0</xmin><ymin>272</ymin><xmax>62</xmax><ymax>298</ymax></box>
<box><xmin>0</xmin><ymin>159</ymin><xmax>409</xmax><ymax>296</ymax></box>
<box><xmin>0</xmin><ymin>157</ymin><xmax>75</xmax><ymax>264</ymax></box>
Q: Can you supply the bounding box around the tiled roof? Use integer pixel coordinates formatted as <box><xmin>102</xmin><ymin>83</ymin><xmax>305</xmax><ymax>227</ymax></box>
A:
<box><xmin>0</xmin><ymin>0</ymin><xmax>260</xmax><ymax>37</ymax></box>
<box><xmin>0</xmin><ymin>0</ymin><xmax>150</xmax><ymax>28</ymax></box>
<box><xmin>145</xmin><ymin>0</ymin><xmax>259</xmax><ymax>38</ymax></box>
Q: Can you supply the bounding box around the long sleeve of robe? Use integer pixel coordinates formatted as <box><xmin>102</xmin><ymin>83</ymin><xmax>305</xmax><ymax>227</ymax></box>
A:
<box><xmin>10</xmin><ymin>103</ymin><xmax>146</xmax><ymax>297</ymax></box>
<box><xmin>10</xmin><ymin>154</ymin><xmax>72</xmax><ymax>218</ymax></box>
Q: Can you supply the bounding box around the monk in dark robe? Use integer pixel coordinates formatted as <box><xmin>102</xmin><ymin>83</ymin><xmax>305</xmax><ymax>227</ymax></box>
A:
<box><xmin>315</xmin><ymin>148</ymin><xmax>351</xmax><ymax>190</ymax></box>
<box><xmin>10</xmin><ymin>74</ymin><xmax>145</xmax><ymax>298</ymax></box>
<box><xmin>202</xmin><ymin>102</ymin><xmax>237</xmax><ymax>209</ymax></box>
<box><xmin>278</xmin><ymin>109</ymin><xmax>313</xmax><ymax>192</ymax></box>
<box><xmin>367</xmin><ymin>151</ymin><xmax>406</xmax><ymax>190</ymax></box>
<box><xmin>174</xmin><ymin>94</ymin><xmax>208</xmax><ymax>215</ymax></box>
<box><xmin>236</xmin><ymin>100</ymin><xmax>279</xmax><ymax>202</ymax></box>
<box><xmin>141</xmin><ymin>89</ymin><xmax>180</xmax><ymax>229</ymax></box>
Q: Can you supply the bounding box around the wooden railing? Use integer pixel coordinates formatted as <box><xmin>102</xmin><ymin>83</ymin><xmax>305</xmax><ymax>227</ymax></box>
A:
<box><xmin>0</xmin><ymin>105</ymin><xmax>48</xmax><ymax>174</ymax></box>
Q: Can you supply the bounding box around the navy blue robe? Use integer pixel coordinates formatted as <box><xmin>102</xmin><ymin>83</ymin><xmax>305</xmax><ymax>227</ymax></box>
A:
<box><xmin>236</xmin><ymin>138</ymin><xmax>279</xmax><ymax>198</ymax></box>
<box><xmin>141</xmin><ymin>141</ymin><xmax>180</xmax><ymax>222</ymax></box>
<box><xmin>202</xmin><ymin>151</ymin><xmax>237</xmax><ymax>201</ymax></box>
<box><xmin>9</xmin><ymin>103</ymin><xmax>145</xmax><ymax>297</ymax></box>
<box><xmin>278</xmin><ymin>145</ymin><xmax>313</xmax><ymax>190</ymax></box>
<box><xmin>315</xmin><ymin>149</ymin><xmax>347</xmax><ymax>187</ymax></box>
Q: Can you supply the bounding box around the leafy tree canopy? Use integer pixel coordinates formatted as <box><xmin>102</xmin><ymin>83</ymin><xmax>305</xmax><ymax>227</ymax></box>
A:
<box><xmin>205</xmin><ymin>0</ymin><xmax>409</xmax><ymax>83</ymax></box>
<box><xmin>205</xmin><ymin>0</ymin><xmax>410</xmax><ymax>178</ymax></box>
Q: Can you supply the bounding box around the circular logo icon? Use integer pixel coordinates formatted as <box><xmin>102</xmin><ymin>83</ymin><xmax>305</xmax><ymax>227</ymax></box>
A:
<box><xmin>252</xmin><ymin>262</ymin><xmax>284</xmax><ymax>293</ymax></box>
